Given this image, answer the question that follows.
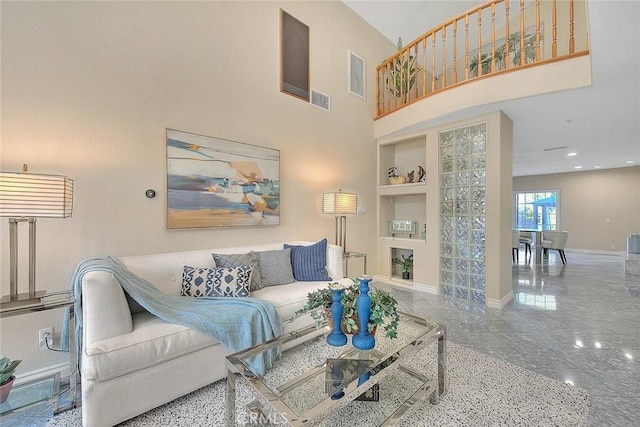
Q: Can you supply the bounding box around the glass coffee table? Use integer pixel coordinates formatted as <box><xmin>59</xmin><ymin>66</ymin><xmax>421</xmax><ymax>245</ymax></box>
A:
<box><xmin>226</xmin><ymin>311</ymin><xmax>446</xmax><ymax>426</ymax></box>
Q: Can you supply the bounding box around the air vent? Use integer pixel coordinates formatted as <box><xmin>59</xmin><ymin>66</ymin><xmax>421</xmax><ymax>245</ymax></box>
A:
<box><xmin>310</xmin><ymin>89</ymin><xmax>330</xmax><ymax>111</ymax></box>
<box><xmin>543</xmin><ymin>146</ymin><xmax>568</xmax><ymax>152</ymax></box>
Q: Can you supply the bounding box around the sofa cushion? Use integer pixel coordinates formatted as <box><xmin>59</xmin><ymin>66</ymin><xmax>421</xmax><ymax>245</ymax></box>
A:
<box><xmin>83</xmin><ymin>312</ymin><xmax>217</xmax><ymax>382</ymax></box>
<box><xmin>252</xmin><ymin>280</ymin><xmax>333</xmax><ymax>320</ymax></box>
<box><xmin>213</xmin><ymin>252</ymin><xmax>263</xmax><ymax>291</ymax></box>
<box><xmin>254</xmin><ymin>248</ymin><xmax>295</xmax><ymax>286</ymax></box>
<box><xmin>284</xmin><ymin>238</ymin><xmax>332</xmax><ymax>282</ymax></box>
<box><xmin>181</xmin><ymin>266</ymin><xmax>252</xmax><ymax>297</ymax></box>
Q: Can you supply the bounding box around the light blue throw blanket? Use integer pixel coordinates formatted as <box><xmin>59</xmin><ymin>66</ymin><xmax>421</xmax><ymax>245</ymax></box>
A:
<box><xmin>62</xmin><ymin>257</ymin><xmax>283</xmax><ymax>376</ymax></box>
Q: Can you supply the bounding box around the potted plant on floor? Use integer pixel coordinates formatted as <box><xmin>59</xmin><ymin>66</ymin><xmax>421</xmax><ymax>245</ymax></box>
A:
<box><xmin>293</xmin><ymin>280</ymin><xmax>400</xmax><ymax>339</ymax></box>
<box><xmin>392</xmin><ymin>254</ymin><xmax>413</xmax><ymax>280</ymax></box>
<box><xmin>0</xmin><ymin>357</ymin><xmax>22</xmax><ymax>404</ymax></box>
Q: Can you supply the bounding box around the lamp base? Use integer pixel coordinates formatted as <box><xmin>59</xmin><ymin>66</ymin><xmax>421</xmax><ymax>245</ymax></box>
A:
<box><xmin>0</xmin><ymin>290</ymin><xmax>48</xmax><ymax>308</ymax></box>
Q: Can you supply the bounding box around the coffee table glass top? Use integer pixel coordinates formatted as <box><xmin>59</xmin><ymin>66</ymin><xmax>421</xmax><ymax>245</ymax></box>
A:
<box><xmin>227</xmin><ymin>312</ymin><xmax>441</xmax><ymax>422</ymax></box>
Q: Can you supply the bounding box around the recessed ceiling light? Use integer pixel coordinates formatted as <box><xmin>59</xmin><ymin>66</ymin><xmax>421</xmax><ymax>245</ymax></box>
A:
<box><xmin>575</xmin><ymin>166</ymin><xmax>583</xmax><ymax>169</ymax></box>
<box><xmin>595</xmin><ymin>165</ymin><xmax>602</xmax><ymax>169</ymax></box>
<box><xmin>626</xmin><ymin>160</ymin><xmax>635</xmax><ymax>164</ymax></box>
<box><xmin>567</xmin><ymin>152</ymin><xmax>577</xmax><ymax>156</ymax></box>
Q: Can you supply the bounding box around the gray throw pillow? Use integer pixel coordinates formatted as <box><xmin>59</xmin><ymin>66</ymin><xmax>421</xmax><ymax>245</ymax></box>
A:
<box><xmin>213</xmin><ymin>252</ymin><xmax>263</xmax><ymax>291</ymax></box>
<box><xmin>254</xmin><ymin>248</ymin><xmax>295</xmax><ymax>286</ymax></box>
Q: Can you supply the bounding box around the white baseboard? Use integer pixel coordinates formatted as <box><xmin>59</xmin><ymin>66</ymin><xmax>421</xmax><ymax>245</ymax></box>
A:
<box><xmin>371</xmin><ymin>275</ymin><xmax>439</xmax><ymax>294</ymax></box>
<box><xmin>565</xmin><ymin>248</ymin><xmax>626</xmax><ymax>256</ymax></box>
<box><xmin>15</xmin><ymin>362</ymin><xmax>69</xmax><ymax>386</ymax></box>
<box><xmin>487</xmin><ymin>291</ymin><xmax>514</xmax><ymax>309</ymax></box>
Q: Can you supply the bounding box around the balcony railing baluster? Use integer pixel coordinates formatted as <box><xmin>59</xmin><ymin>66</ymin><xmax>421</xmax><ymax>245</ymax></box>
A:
<box><xmin>375</xmin><ymin>0</ymin><xmax>589</xmax><ymax>119</ymax></box>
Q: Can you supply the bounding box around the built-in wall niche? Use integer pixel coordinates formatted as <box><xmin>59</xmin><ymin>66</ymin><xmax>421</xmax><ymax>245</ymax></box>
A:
<box><xmin>379</xmin><ymin>194</ymin><xmax>426</xmax><ymax>240</ymax></box>
<box><xmin>379</xmin><ymin>137</ymin><xmax>426</xmax><ymax>186</ymax></box>
<box><xmin>390</xmin><ymin>247</ymin><xmax>414</xmax><ymax>281</ymax></box>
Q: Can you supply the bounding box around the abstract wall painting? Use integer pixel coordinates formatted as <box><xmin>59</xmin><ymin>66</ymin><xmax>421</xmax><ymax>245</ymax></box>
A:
<box><xmin>166</xmin><ymin>129</ymin><xmax>280</xmax><ymax>229</ymax></box>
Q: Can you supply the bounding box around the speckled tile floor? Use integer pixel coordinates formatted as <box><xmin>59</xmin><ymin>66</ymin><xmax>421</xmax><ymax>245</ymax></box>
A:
<box><xmin>377</xmin><ymin>251</ymin><xmax>640</xmax><ymax>426</ymax></box>
<box><xmin>3</xmin><ymin>250</ymin><xmax>639</xmax><ymax>426</ymax></box>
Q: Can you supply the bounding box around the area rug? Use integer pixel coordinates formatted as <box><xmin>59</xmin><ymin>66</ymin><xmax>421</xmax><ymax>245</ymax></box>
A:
<box><xmin>46</xmin><ymin>342</ymin><xmax>590</xmax><ymax>426</ymax></box>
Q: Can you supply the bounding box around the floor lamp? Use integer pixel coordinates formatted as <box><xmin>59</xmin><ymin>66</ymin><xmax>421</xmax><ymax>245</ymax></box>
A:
<box><xmin>323</xmin><ymin>190</ymin><xmax>357</xmax><ymax>252</ymax></box>
<box><xmin>0</xmin><ymin>165</ymin><xmax>74</xmax><ymax>306</ymax></box>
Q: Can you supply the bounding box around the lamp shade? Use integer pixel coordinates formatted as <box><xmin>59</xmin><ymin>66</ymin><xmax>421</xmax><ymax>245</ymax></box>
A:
<box><xmin>0</xmin><ymin>172</ymin><xmax>74</xmax><ymax>218</ymax></box>
<box><xmin>323</xmin><ymin>191</ymin><xmax>357</xmax><ymax>215</ymax></box>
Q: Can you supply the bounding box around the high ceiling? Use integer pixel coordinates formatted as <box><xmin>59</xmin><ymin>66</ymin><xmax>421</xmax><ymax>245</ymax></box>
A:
<box><xmin>344</xmin><ymin>0</ymin><xmax>640</xmax><ymax>176</ymax></box>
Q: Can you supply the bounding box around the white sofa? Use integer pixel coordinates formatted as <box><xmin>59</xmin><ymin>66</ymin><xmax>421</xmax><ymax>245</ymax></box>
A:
<box><xmin>79</xmin><ymin>241</ymin><xmax>347</xmax><ymax>427</ymax></box>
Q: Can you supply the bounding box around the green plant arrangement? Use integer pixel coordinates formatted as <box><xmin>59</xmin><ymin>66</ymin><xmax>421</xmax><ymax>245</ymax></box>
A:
<box><xmin>0</xmin><ymin>357</ymin><xmax>22</xmax><ymax>404</ymax></box>
<box><xmin>386</xmin><ymin>37</ymin><xmax>420</xmax><ymax>103</ymax></box>
<box><xmin>470</xmin><ymin>30</ymin><xmax>538</xmax><ymax>77</ymax></box>
<box><xmin>293</xmin><ymin>280</ymin><xmax>400</xmax><ymax>339</ymax></box>
<box><xmin>392</xmin><ymin>254</ymin><xmax>414</xmax><ymax>279</ymax></box>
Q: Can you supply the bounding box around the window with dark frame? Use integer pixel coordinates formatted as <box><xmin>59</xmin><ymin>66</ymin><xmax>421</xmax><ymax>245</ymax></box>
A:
<box><xmin>280</xmin><ymin>10</ymin><xmax>309</xmax><ymax>101</ymax></box>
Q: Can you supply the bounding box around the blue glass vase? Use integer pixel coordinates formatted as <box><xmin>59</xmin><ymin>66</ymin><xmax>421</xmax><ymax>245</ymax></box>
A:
<box><xmin>352</xmin><ymin>276</ymin><xmax>376</xmax><ymax>350</ymax></box>
<box><xmin>326</xmin><ymin>285</ymin><xmax>347</xmax><ymax>347</ymax></box>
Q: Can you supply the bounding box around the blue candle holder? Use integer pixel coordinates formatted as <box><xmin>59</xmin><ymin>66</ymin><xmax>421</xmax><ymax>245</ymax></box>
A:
<box><xmin>352</xmin><ymin>276</ymin><xmax>376</xmax><ymax>350</ymax></box>
<box><xmin>326</xmin><ymin>284</ymin><xmax>347</xmax><ymax>347</ymax></box>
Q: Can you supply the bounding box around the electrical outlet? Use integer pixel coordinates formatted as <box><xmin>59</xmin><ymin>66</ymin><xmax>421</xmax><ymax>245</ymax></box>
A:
<box><xmin>39</xmin><ymin>327</ymin><xmax>54</xmax><ymax>350</ymax></box>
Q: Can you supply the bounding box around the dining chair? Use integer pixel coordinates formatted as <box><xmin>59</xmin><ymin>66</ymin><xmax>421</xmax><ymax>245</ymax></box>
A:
<box><xmin>541</xmin><ymin>231</ymin><xmax>569</xmax><ymax>264</ymax></box>
<box><xmin>519</xmin><ymin>231</ymin><xmax>533</xmax><ymax>262</ymax></box>
<box><xmin>512</xmin><ymin>230</ymin><xmax>521</xmax><ymax>264</ymax></box>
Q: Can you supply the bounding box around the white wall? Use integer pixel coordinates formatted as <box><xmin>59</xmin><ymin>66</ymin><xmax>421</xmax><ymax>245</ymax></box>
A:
<box><xmin>513</xmin><ymin>166</ymin><xmax>640</xmax><ymax>251</ymax></box>
<box><xmin>0</xmin><ymin>1</ymin><xmax>393</xmax><ymax>374</ymax></box>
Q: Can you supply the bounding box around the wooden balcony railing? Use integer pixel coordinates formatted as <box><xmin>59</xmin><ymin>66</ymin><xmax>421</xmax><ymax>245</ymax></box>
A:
<box><xmin>375</xmin><ymin>0</ymin><xmax>590</xmax><ymax>119</ymax></box>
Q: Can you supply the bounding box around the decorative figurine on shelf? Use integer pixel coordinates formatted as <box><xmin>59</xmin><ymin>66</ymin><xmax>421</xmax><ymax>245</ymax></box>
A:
<box><xmin>388</xmin><ymin>166</ymin><xmax>406</xmax><ymax>185</ymax></box>
<box><xmin>418</xmin><ymin>165</ymin><xmax>426</xmax><ymax>182</ymax></box>
<box><xmin>351</xmin><ymin>276</ymin><xmax>376</xmax><ymax>350</ymax></box>
<box><xmin>326</xmin><ymin>283</ymin><xmax>347</xmax><ymax>347</ymax></box>
<box><xmin>407</xmin><ymin>170</ymin><xmax>415</xmax><ymax>183</ymax></box>
<box><xmin>421</xmin><ymin>223</ymin><xmax>427</xmax><ymax>239</ymax></box>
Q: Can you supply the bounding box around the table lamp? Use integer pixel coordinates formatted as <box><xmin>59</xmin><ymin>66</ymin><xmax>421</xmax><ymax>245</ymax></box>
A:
<box><xmin>322</xmin><ymin>189</ymin><xmax>357</xmax><ymax>252</ymax></box>
<box><xmin>0</xmin><ymin>164</ymin><xmax>74</xmax><ymax>305</ymax></box>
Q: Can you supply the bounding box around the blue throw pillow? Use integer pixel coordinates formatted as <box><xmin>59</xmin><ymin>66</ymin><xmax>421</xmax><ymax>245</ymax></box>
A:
<box><xmin>284</xmin><ymin>239</ymin><xmax>332</xmax><ymax>282</ymax></box>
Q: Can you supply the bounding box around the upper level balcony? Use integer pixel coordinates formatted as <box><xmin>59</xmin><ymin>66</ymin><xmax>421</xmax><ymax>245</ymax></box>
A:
<box><xmin>374</xmin><ymin>0</ymin><xmax>591</xmax><ymax>138</ymax></box>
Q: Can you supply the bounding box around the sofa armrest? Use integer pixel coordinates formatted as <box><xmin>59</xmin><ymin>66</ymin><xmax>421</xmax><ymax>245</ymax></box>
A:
<box><xmin>82</xmin><ymin>271</ymin><xmax>133</xmax><ymax>347</ymax></box>
<box><xmin>325</xmin><ymin>243</ymin><xmax>344</xmax><ymax>280</ymax></box>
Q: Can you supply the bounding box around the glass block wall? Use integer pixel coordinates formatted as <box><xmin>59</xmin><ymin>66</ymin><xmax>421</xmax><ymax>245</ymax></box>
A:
<box><xmin>439</xmin><ymin>123</ymin><xmax>487</xmax><ymax>305</ymax></box>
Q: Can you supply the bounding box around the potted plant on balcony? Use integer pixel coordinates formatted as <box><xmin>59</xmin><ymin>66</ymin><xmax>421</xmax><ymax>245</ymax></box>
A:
<box><xmin>386</xmin><ymin>37</ymin><xmax>420</xmax><ymax>103</ymax></box>
<box><xmin>392</xmin><ymin>254</ymin><xmax>414</xmax><ymax>280</ymax></box>
<box><xmin>293</xmin><ymin>280</ymin><xmax>400</xmax><ymax>339</ymax></box>
<box><xmin>0</xmin><ymin>357</ymin><xmax>22</xmax><ymax>404</ymax></box>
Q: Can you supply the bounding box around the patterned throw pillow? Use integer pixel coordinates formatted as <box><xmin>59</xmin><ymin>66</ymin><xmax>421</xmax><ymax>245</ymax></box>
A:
<box><xmin>255</xmin><ymin>248</ymin><xmax>295</xmax><ymax>286</ymax></box>
<box><xmin>181</xmin><ymin>266</ymin><xmax>252</xmax><ymax>298</ymax></box>
<box><xmin>284</xmin><ymin>238</ymin><xmax>332</xmax><ymax>281</ymax></box>
<box><xmin>213</xmin><ymin>252</ymin><xmax>263</xmax><ymax>291</ymax></box>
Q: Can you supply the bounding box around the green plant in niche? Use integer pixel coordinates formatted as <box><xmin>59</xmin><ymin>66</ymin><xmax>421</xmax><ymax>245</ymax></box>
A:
<box><xmin>392</xmin><ymin>254</ymin><xmax>414</xmax><ymax>273</ymax></box>
<box><xmin>292</xmin><ymin>280</ymin><xmax>400</xmax><ymax>339</ymax></box>
<box><xmin>386</xmin><ymin>37</ymin><xmax>421</xmax><ymax>102</ymax></box>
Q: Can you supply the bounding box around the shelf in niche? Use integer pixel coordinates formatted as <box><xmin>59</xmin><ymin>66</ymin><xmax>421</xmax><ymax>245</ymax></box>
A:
<box><xmin>380</xmin><ymin>236</ymin><xmax>426</xmax><ymax>243</ymax></box>
<box><xmin>379</xmin><ymin>182</ymin><xmax>426</xmax><ymax>196</ymax></box>
<box><xmin>389</xmin><ymin>275</ymin><xmax>414</xmax><ymax>285</ymax></box>
<box><xmin>379</xmin><ymin>182</ymin><xmax>425</xmax><ymax>190</ymax></box>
